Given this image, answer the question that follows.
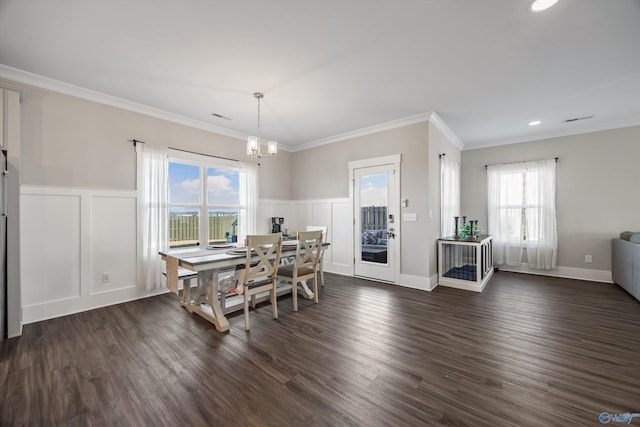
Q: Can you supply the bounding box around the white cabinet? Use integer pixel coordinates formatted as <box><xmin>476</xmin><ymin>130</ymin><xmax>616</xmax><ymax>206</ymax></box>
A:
<box><xmin>438</xmin><ymin>235</ymin><xmax>494</xmax><ymax>292</ymax></box>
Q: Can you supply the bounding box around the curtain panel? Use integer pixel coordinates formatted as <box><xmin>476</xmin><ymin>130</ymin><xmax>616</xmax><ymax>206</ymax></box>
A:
<box><xmin>487</xmin><ymin>158</ymin><xmax>557</xmax><ymax>270</ymax></box>
<box><xmin>136</xmin><ymin>143</ymin><xmax>169</xmax><ymax>290</ymax></box>
<box><xmin>440</xmin><ymin>156</ymin><xmax>460</xmax><ymax>238</ymax></box>
<box><xmin>238</xmin><ymin>162</ymin><xmax>258</xmax><ymax>245</ymax></box>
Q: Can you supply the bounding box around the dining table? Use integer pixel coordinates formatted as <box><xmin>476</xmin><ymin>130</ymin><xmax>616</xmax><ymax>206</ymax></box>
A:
<box><xmin>159</xmin><ymin>240</ymin><xmax>329</xmax><ymax>332</ymax></box>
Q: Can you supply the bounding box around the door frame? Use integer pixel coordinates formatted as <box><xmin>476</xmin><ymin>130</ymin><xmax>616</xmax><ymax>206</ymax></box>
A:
<box><xmin>348</xmin><ymin>154</ymin><xmax>401</xmax><ymax>283</ymax></box>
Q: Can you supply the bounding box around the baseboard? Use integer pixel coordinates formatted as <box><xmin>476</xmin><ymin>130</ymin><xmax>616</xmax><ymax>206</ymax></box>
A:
<box><xmin>429</xmin><ymin>274</ymin><xmax>439</xmax><ymax>291</ymax></box>
<box><xmin>324</xmin><ymin>263</ymin><xmax>352</xmax><ymax>277</ymax></box>
<box><xmin>497</xmin><ymin>263</ymin><xmax>613</xmax><ymax>283</ymax></box>
<box><xmin>8</xmin><ymin>324</ymin><xmax>23</xmax><ymax>339</ymax></box>
<box><xmin>397</xmin><ymin>273</ymin><xmax>436</xmax><ymax>291</ymax></box>
<box><xmin>324</xmin><ymin>269</ymin><xmax>436</xmax><ymax>292</ymax></box>
<box><xmin>22</xmin><ymin>287</ymin><xmax>170</xmax><ymax>324</ymax></box>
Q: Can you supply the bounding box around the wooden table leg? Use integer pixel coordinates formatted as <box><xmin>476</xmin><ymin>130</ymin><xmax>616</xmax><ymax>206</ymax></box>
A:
<box><xmin>193</xmin><ymin>270</ymin><xmax>229</xmax><ymax>333</ymax></box>
<box><xmin>298</xmin><ymin>280</ymin><xmax>314</xmax><ymax>299</ymax></box>
<box><xmin>181</xmin><ymin>278</ymin><xmax>192</xmax><ymax>307</ymax></box>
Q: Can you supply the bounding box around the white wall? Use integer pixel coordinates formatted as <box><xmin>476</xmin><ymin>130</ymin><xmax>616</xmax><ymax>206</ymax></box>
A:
<box><xmin>20</xmin><ymin>186</ymin><xmax>148</xmax><ymax>323</ymax></box>
<box><xmin>18</xmin><ymin>193</ymin><xmax>352</xmax><ymax>324</ymax></box>
<box><xmin>290</xmin><ymin>122</ymin><xmax>432</xmax><ymax>281</ymax></box>
<box><xmin>6</xmin><ymin>79</ymin><xmax>294</xmax><ymax>328</ymax></box>
<box><xmin>461</xmin><ymin>125</ymin><xmax>640</xmax><ymax>282</ymax></box>
<box><xmin>259</xmin><ymin>198</ymin><xmax>352</xmax><ymax>277</ymax></box>
<box><xmin>18</xmin><ymin>86</ymin><xmax>293</xmax><ymax>200</ymax></box>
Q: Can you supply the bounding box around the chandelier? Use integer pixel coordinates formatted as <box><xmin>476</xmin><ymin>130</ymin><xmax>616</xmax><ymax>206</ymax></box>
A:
<box><xmin>247</xmin><ymin>92</ymin><xmax>277</xmax><ymax>159</ymax></box>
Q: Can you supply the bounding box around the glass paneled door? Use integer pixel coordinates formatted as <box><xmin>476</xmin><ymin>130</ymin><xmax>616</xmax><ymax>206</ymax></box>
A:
<box><xmin>354</xmin><ymin>164</ymin><xmax>397</xmax><ymax>282</ymax></box>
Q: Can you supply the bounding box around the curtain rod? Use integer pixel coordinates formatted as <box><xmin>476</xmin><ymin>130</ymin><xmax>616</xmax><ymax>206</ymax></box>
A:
<box><xmin>439</xmin><ymin>153</ymin><xmax>446</xmax><ymax>159</ymax></box>
<box><xmin>168</xmin><ymin>147</ymin><xmax>239</xmax><ymax>163</ymax></box>
<box><xmin>485</xmin><ymin>157</ymin><xmax>558</xmax><ymax>169</ymax></box>
<box><xmin>130</xmin><ymin>139</ymin><xmax>239</xmax><ymax>163</ymax></box>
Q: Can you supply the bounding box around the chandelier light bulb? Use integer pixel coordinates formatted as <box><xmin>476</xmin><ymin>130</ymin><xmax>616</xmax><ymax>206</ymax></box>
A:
<box><xmin>246</xmin><ymin>92</ymin><xmax>278</xmax><ymax>159</ymax></box>
<box><xmin>267</xmin><ymin>140</ymin><xmax>278</xmax><ymax>155</ymax></box>
<box><xmin>247</xmin><ymin>135</ymin><xmax>259</xmax><ymax>155</ymax></box>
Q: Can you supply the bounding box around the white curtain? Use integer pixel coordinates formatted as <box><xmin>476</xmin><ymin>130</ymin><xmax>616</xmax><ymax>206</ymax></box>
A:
<box><xmin>136</xmin><ymin>142</ymin><xmax>169</xmax><ymax>290</ymax></box>
<box><xmin>440</xmin><ymin>156</ymin><xmax>460</xmax><ymax>238</ymax></box>
<box><xmin>487</xmin><ymin>159</ymin><xmax>557</xmax><ymax>270</ymax></box>
<box><xmin>238</xmin><ymin>162</ymin><xmax>258</xmax><ymax>244</ymax></box>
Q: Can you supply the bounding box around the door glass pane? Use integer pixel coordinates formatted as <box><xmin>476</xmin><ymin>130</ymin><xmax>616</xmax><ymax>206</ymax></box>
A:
<box><xmin>208</xmin><ymin>209</ymin><xmax>239</xmax><ymax>244</ymax></box>
<box><xmin>359</xmin><ymin>172</ymin><xmax>388</xmax><ymax>264</ymax></box>
<box><xmin>169</xmin><ymin>207</ymin><xmax>200</xmax><ymax>248</ymax></box>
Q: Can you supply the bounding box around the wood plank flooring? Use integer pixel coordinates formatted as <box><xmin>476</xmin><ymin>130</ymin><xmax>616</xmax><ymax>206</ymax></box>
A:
<box><xmin>2</xmin><ymin>271</ymin><xmax>640</xmax><ymax>426</ymax></box>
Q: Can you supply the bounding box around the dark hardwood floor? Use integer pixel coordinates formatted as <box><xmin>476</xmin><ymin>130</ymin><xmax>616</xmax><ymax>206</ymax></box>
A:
<box><xmin>2</xmin><ymin>271</ymin><xmax>640</xmax><ymax>426</ymax></box>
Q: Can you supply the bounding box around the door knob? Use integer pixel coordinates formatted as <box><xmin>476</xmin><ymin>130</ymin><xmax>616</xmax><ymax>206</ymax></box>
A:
<box><xmin>387</xmin><ymin>228</ymin><xmax>396</xmax><ymax>239</ymax></box>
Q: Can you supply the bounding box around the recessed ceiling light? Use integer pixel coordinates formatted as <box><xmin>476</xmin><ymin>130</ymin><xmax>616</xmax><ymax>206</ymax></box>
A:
<box><xmin>529</xmin><ymin>120</ymin><xmax>542</xmax><ymax>126</ymax></box>
<box><xmin>529</xmin><ymin>0</ymin><xmax>559</xmax><ymax>13</ymax></box>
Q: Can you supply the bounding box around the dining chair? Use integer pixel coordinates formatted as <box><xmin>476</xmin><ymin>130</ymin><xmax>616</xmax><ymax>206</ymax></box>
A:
<box><xmin>277</xmin><ymin>230</ymin><xmax>323</xmax><ymax>311</ymax></box>
<box><xmin>306</xmin><ymin>225</ymin><xmax>327</xmax><ymax>287</ymax></box>
<box><xmin>241</xmin><ymin>233</ymin><xmax>283</xmax><ymax>331</ymax></box>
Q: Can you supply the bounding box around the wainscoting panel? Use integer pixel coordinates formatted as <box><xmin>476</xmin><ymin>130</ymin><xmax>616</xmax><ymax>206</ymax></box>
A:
<box><xmin>20</xmin><ymin>193</ymin><xmax>82</xmax><ymax>306</ymax></box>
<box><xmin>20</xmin><ymin>186</ymin><xmax>147</xmax><ymax>324</ymax></box>
<box><xmin>330</xmin><ymin>200</ymin><xmax>353</xmax><ymax>275</ymax></box>
<box><xmin>90</xmin><ymin>195</ymin><xmax>137</xmax><ymax>294</ymax></box>
<box><xmin>257</xmin><ymin>201</ymin><xmax>293</xmax><ymax>234</ymax></box>
<box><xmin>292</xmin><ymin>203</ymin><xmax>313</xmax><ymax>234</ymax></box>
<box><xmin>258</xmin><ymin>198</ymin><xmax>352</xmax><ymax>276</ymax></box>
<box><xmin>311</xmin><ymin>202</ymin><xmax>332</xmax><ymax>263</ymax></box>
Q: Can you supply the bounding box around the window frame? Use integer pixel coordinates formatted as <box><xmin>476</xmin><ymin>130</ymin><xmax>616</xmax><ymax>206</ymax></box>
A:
<box><xmin>493</xmin><ymin>168</ymin><xmax>544</xmax><ymax>244</ymax></box>
<box><xmin>167</xmin><ymin>149</ymin><xmax>241</xmax><ymax>248</ymax></box>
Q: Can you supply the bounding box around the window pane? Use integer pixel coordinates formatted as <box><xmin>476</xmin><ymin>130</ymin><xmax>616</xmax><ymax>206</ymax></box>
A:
<box><xmin>208</xmin><ymin>209</ymin><xmax>239</xmax><ymax>244</ymax></box>
<box><xmin>169</xmin><ymin>207</ymin><xmax>200</xmax><ymax>248</ymax></box>
<box><xmin>499</xmin><ymin>207</ymin><xmax>523</xmax><ymax>241</ymax></box>
<box><xmin>169</xmin><ymin>162</ymin><xmax>201</xmax><ymax>205</ymax></box>
<box><xmin>207</xmin><ymin>167</ymin><xmax>239</xmax><ymax>206</ymax></box>
<box><xmin>499</xmin><ymin>172</ymin><xmax>523</xmax><ymax>205</ymax></box>
<box><xmin>359</xmin><ymin>172</ymin><xmax>388</xmax><ymax>264</ymax></box>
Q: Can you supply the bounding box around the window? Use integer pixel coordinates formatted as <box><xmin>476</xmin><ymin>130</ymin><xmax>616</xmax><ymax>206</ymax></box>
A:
<box><xmin>487</xmin><ymin>159</ymin><xmax>557</xmax><ymax>270</ymax></box>
<box><xmin>168</xmin><ymin>152</ymin><xmax>241</xmax><ymax>248</ymax></box>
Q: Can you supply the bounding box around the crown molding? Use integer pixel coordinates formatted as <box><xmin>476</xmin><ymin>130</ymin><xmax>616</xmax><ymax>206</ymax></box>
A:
<box><xmin>0</xmin><ymin>64</ymin><xmax>251</xmax><ymax>142</ymax></box>
<box><xmin>428</xmin><ymin>112</ymin><xmax>464</xmax><ymax>150</ymax></box>
<box><xmin>0</xmin><ymin>64</ymin><xmax>465</xmax><ymax>154</ymax></box>
<box><xmin>290</xmin><ymin>111</ymin><xmax>465</xmax><ymax>152</ymax></box>
<box><xmin>290</xmin><ymin>112</ymin><xmax>431</xmax><ymax>152</ymax></box>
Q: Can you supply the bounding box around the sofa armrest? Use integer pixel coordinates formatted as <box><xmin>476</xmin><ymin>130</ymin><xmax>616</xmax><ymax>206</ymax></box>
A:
<box><xmin>612</xmin><ymin>238</ymin><xmax>633</xmax><ymax>293</ymax></box>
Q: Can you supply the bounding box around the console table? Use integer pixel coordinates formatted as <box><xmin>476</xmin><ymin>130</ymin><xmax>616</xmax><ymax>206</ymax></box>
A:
<box><xmin>438</xmin><ymin>235</ymin><xmax>493</xmax><ymax>292</ymax></box>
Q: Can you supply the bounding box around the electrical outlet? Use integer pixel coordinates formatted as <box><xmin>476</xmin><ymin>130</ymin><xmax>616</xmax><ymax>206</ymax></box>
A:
<box><xmin>102</xmin><ymin>272</ymin><xmax>112</xmax><ymax>283</ymax></box>
<box><xmin>584</xmin><ymin>255</ymin><xmax>593</xmax><ymax>263</ymax></box>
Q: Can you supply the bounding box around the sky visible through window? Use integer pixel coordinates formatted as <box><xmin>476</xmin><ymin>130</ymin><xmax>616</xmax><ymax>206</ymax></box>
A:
<box><xmin>360</xmin><ymin>172</ymin><xmax>388</xmax><ymax>207</ymax></box>
<box><xmin>169</xmin><ymin>162</ymin><xmax>239</xmax><ymax>212</ymax></box>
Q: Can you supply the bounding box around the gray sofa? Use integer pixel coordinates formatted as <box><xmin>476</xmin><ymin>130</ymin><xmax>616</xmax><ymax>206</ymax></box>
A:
<box><xmin>361</xmin><ymin>229</ymin><xmax>388</xmax><ymax>263</ymax></box>
<box><xmin>612</xmin><ymin>231</ymin><xmax>640</xmax><ymax>302</ymax></box>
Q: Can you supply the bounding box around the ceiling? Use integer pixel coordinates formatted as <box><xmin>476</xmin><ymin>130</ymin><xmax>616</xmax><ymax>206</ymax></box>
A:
<box><xmin>1</xmin><ymin>0</ymin><xmax>639</xmax><ymax>151</ymax></box>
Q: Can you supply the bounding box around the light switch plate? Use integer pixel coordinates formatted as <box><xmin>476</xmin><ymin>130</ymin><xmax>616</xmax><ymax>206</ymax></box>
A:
<box><xmin>403</xmin><ymin>213</ymin><xmax>417</xmax><ymax>222</ymax></box>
